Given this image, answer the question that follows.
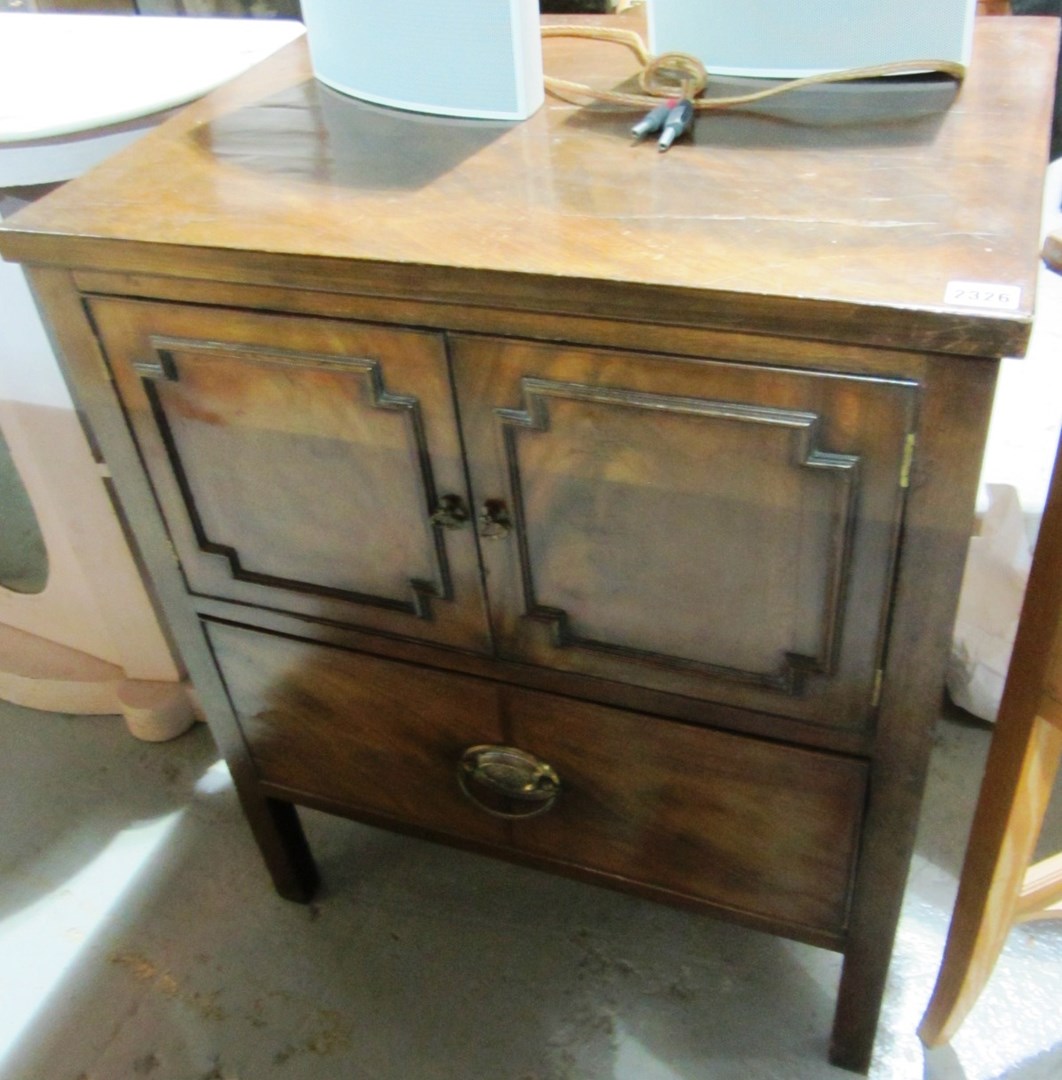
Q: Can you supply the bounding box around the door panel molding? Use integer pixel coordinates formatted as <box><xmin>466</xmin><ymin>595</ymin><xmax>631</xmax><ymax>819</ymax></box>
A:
<box><xmin>136</xmin><ymin>334</ymin><xmax>454</xmax><ymax>619</ymax></box>
<box><xmin>497</xmin><ymin>377</ymin><xmax>860</xmax><ymax>693</ymax></box>
<box><xmin>452</xmin><ymin>333</ymin><xmax>917</xmax><ymax>731</ymax></box>
<box><xmin>89</xmin><ymin>298</ymin><xmax>492</xmax><ymax>653</ymax></box>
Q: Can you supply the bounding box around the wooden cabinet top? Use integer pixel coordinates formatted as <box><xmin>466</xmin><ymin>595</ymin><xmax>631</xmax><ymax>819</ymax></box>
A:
<box><xmin>1</xmin><ymin>12</ymin><xmax>1057</xmax><ymax>357</ymax></box>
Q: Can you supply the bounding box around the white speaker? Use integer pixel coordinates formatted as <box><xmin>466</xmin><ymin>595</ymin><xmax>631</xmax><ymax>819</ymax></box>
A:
<box><xmin>299</xmin><ymin>0</ymin><xmax>544</xmax><ymax>120</ymax></box>
<box><xmin>648</xmin><ymin>0</ymin><xmax>977</xmax><ymax>78</ymax></box>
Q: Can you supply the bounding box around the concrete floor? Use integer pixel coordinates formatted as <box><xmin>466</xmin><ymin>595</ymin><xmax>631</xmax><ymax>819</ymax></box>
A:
<box><xmin>0</xmin><ymin>698</ymin><xmax>1059</xmax><ymax>1080</ymax></box>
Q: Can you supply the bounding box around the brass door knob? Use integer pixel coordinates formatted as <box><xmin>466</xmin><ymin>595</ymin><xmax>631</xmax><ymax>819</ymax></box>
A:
<box><xmin>429</xmin><ymin>493</ymin><xmax>469</xmax><ymax>529</ymax></box>
<box><xmin>457</xmin><ymin>744</ymin><xmax>560</xmax><ymax>819</ymax></box>
<box><xmin>478</xmin><ymin>499</ymin><xmax>512</xmax><ymax>539</ymax></box>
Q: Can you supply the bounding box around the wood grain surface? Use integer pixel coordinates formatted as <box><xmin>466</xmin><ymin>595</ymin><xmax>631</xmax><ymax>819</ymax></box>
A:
<box><xmin>2</xmin><ymin>12</ymin><xmax>1056</xmax><ymax>1073</ymax></box>
<box><xmin>1</xmin><ymin>12</ymin><xmax>1056</xmax><ymax>357</ymax></box>
<box><xmin>453</xmin><ymin>333</ymin><xmax>916</xmax><ymax>731</ymax></box>
<box><xmin>505</xmin><ymin>684</ymin><xmax>867</xmax><ymax>938</ymax></box>
<box><xmin>88</xmin><ymin>296</ymin><xmax>492</xmax><ymax>652</ymax></box>
<box><xmin>208</xmin><ymin>617</ymin><xmax>866</xmax><ymax>940</ymax></box>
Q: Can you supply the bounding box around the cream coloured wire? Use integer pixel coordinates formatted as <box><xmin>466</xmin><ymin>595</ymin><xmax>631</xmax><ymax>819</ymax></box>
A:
<box><xmin>540</xmin><ymin>24</ymin><xmax>966</xmax><ymax>111</ymax></box>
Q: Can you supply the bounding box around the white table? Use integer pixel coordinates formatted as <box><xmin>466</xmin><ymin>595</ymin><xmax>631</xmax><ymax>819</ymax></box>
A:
<box><xmin>0</xmin><ymin>13</ymin><xmax>303</xmax><ymax>738</ymax></box>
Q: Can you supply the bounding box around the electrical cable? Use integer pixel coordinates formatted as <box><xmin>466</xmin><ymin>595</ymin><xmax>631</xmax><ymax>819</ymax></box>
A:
<box><xmin>540</xmin><ymin>24</ymin><xmax>966</xmax><ymax>113</ymax></box>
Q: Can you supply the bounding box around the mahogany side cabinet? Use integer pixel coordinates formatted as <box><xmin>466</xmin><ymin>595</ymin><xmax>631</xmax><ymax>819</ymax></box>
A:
<box><xmin>1</xmin><ymin>13</ymin><xmax>1057</xmax><ymax>1072</ymax></box>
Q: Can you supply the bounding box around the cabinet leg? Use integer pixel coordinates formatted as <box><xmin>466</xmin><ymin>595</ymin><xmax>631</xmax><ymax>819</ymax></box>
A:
<box><xmin>829</xmin><ymin>920</ymin><xmax>903</xmax><ymax>1080</ymax></box>
<box><xmin>242</xmin><ymin>794</ymin><xmax>320</xmax><ymax>903</ymax></box>
<box><xmin>828</xmin><ymin>946</ymin><xmax>889</xmax><ymax>1074</ymax></box>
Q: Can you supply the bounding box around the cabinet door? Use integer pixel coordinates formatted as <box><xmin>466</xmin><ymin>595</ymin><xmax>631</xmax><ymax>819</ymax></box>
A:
<box><xmin>453</xmin><ymin>336</ymin><xmax>916</xmax><ymax>730</ymax></box>
<box><xmin>90</xmin><ymin>299</ymin><xmax>490</xmax><ymax>652</ymax></box>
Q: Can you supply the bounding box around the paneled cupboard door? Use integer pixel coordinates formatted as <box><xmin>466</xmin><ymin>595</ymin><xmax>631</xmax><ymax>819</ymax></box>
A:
<box><xmin>89</xmin><ymin>299</ymin><xmax>491</xmax><ymax>652</ymax></box>
<box><xmin>452</xmin><ymin>337</ymin><xmax>918</xmax><ymax>731</ymax></box>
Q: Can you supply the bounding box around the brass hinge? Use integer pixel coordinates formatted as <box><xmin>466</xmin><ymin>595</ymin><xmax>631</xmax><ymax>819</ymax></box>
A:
<box><xmin>899</xmin><ymin>433</ymin><xmax>916</xmax><ymax>490</ymax></box>
<box><xmin>871</xmin><ymin>668</ymin><xmax>884</xmax><ymax>709</ymax></box>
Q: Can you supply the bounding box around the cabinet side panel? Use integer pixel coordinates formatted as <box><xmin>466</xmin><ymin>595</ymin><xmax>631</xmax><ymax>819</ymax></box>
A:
<box><xmin>830</xmin><ymin>353</ymin><xmax>998</xmax><ymax>1071</ymax></box>
<box><xmin>24</xmin><ymin>268</ymin><xmax>320</xmax><ymax>900</ymax></box>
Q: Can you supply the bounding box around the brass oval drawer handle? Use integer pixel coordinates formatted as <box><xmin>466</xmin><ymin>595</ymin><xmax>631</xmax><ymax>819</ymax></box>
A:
<box><xmin>457</xmin><ymin>744</ymin><xmax>560</xmax><ymax>819</ymax></box>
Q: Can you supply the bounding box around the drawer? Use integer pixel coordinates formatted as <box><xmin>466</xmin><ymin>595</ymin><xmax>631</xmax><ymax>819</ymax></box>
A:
<box><xmin>204</xmin><ymin>619</ymin><xmax>508</xmax><ymax>848</ymax></box>
<box><xmin>205</xmin><ymin>619</ymin><xmax>867</xmax><ymax>940</ymax></box>
<box><xmin>503</xmin><ymin>687</ymin><xmax>867</xmax><ymax>938</ymax></box>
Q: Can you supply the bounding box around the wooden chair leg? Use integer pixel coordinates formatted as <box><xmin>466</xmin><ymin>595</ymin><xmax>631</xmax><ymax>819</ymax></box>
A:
<box><xmin>1015</xmin><ymin>849</ymin><xmax>1062</xmax><ymax>920</ymax></box>
<box><xmin>918</xmin><ymin>713</ymin><xmax>1062</xmax><ymax>1046</ymax></box>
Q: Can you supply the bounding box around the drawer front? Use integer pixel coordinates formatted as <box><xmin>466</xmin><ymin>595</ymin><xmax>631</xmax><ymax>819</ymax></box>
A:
<box><xmin>91</xmin><ymin>298</ymin><xmax>491</xmax><ymax>653</ymax></box>
<box><xmin>505</xmin><ymin>687</ymin><xmax>866</xmax><ymax>938</ymax></box>
<box><xmin>207</xmin><ymin>619</ymin><xmax>866</xmax><ymax>939</ymax></box>
<box><xmin>205</xmin><ymin>619</ymin><xmax>508</xmax><ymax>847</ymax></box>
